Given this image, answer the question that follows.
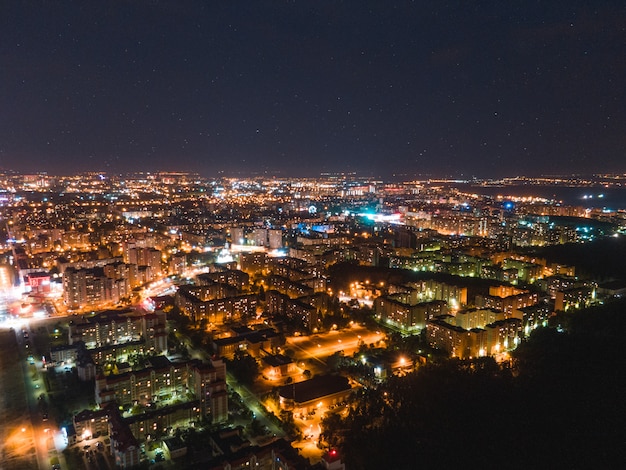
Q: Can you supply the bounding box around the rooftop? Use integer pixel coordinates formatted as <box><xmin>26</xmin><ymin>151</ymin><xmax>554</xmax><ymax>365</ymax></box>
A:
<box><xmin>278</xmin><ymin>374</ymin><xmax>351</xmax><ymax>404</ymax></box>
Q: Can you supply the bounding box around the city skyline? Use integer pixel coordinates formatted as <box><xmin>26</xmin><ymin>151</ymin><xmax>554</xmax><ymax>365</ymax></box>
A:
<box><xmin>1</xmin><ymin>1</ymin><xmax>626</xmax><ymax>178</ymax></box>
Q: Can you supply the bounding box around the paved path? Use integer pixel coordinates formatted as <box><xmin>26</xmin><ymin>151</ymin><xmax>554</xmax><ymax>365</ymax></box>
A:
<box><xmin>0</xmin><ymin>329</ymin><xmax>38</xmax><ymax>470</ymax></box>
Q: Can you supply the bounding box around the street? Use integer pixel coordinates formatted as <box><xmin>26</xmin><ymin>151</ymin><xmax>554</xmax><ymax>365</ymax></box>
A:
<box><xmin>0</xmin><ymin>326</ymin><xmax>66</xmax><ymax>470</ymax></box>
<box><xmin>287</xmin><ymin>325</ymin><xmax>385</xmax><ymax>366</ymax></box>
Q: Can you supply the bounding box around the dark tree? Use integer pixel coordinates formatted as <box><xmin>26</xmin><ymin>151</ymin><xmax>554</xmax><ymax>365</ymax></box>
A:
<box><xmin>327</xmin><ymin>300</ymin><xmax>626</xmax><ymax>469</ymax></box>
<box><xmin>227</xmin><ymin>351</ymin><xmax>260</xmax><ymax>386</ymax></box>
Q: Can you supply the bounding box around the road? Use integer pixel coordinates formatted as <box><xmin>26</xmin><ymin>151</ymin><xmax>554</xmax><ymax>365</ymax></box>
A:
<box><xmin>226</xmin><ymin>372</ymin><xmax>285</xmax><ymax>438</ymax></box>
<box><xmin>0</xmin><ymin>329</ymin><xmax>38</xmax><ymax>470</ymax></box>
<box><xmin>21</xmin><ymin>323</ymin><xmax>68</xmax><ymax>470</ymax></box>
<box><xmin>0</xmin><ymin>325</ymin><xmax>67</xmax><ymax>470</ymax></box>
<box><xmin>286</xmin><ymin>325</ymin><xmax>385</xmax><ymax>365</ymax></box>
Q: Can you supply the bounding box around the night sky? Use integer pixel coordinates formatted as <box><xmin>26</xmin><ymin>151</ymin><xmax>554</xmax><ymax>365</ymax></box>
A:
<box><xmin>1</xmin><ymin>1</ymin><xmax>625</xmax><ymax>178</ymax></box>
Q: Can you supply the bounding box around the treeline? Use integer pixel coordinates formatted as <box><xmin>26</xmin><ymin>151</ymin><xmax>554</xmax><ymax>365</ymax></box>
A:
<box><xmin>533</xmin><ymin>235</ymin><xmax>626</xmax><ymax>280</ymax></box>
<box><xmin>323</xmin><ymin>299</ymin><xmax>626</xmax><ymax>469</ymax></box>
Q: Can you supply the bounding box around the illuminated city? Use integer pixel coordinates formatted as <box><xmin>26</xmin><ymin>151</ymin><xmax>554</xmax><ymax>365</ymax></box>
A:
<box><xmin>1</xmin><ymin>171</ymin><xmax>626</xmax><ymax>469</ymax></box>
<box><xmin>2</xmin><ymin>2</ymin><xmax>626</xmax><ymax>469</ymax></box>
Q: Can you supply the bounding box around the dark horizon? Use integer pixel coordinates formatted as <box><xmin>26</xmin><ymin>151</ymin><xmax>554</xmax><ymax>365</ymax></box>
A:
<box><xmin>2</xmin><ymin>1</ymin><xmax>626</xmax><ymax>178</ymax></box>
<box><xmin>3</xmin><ymin>165</ymin><xmax>626</xmax><ymax>181</ymax></box>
